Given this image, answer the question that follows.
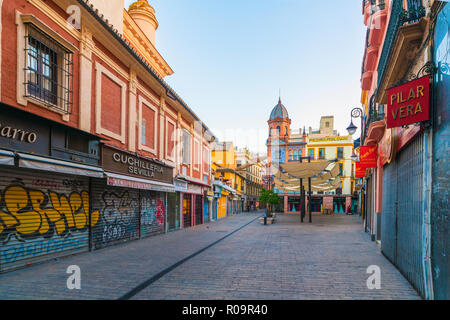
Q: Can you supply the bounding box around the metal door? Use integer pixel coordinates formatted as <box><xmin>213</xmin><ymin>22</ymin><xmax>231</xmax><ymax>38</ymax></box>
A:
<box><xmin>0</xmin><ymin>169</ymin><xmax>90</xmax><ymax>273</ymax></box>
<box><xmin>212</xmin><ymin>198</ymin><xmax>217</xmax><ymax>221</ymax></box>
<box><xmin>203</xmin><ymin>200</ymin><xmax>209</xmax><ymax>223</ymax></box>
<box><xmin>90</xmin><ymin>179</ymin><xmax>139</xmax><ymax>250</ymax></box>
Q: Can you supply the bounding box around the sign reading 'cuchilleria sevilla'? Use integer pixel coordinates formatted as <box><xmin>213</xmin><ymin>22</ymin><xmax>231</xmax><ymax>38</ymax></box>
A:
<box><xmin>386</xmin><ymin>76</ymin><xmax>430</xmax><ymax>129</ymax></box>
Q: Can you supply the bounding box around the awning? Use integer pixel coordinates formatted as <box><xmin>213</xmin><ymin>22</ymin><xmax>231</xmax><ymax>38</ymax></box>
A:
<box><xmin>280</xmin><ymin>160</ymin><xmax>334</xmax><ymax>178</ymax></box>
<box><xmin>18</xmin><ymin>152</ymin><xmax>104</xmax><ymax>178</ymax></box>
<box><xmin>0</xmin><ymin>149</ymin><xmax>15</xmax><ymax>166</ymax></box>
<box><xmin>105</xmin><ymin>172</ymin><xmax>176</xmax><ymax>193</ymax></box>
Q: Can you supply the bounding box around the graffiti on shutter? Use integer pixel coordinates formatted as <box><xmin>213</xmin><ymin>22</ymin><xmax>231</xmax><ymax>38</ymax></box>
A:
<box><xmin>91</xmin><ymin>180</ymin><xmax>139</xmax><ymax>250</ymax></box>
<box><xmin>0</xmin><ymin>170</ymin><xmax>94</xmax><ymax>272</ymax></box>
<box><xmin>141</xmin><ymin>191</ymin><xmax>165</xmax><ymax>238</ymax></box>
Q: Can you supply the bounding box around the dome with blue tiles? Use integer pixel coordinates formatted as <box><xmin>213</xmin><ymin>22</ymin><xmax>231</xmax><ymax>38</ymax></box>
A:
<box><xmin>269</xmin><ymin>98</ymin><xmax>289</xmax><ymax>120</ymax></box>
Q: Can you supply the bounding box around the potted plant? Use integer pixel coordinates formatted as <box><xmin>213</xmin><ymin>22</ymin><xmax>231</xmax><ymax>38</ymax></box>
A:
<box><xmin>259</xmin><ymin>188</ymin><xmax>281</xmax><ymax>225</ymax></box>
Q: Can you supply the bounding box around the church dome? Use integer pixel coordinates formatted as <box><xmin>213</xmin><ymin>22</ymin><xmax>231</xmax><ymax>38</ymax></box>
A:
<box><xmin>269</xmin><ymin>98</ymin><xmax>289</xmax><ymax>120</ymax></box>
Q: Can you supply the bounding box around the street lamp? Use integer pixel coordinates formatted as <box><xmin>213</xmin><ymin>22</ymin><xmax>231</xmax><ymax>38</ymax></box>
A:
<box><xmin>350</xmin><ymin>150</ymin><xmax>358</xmax><ymax>162</ymax></box>
<box><xmin>346</xmin><ymin>108</ymin><xmax>364</xmax><ymax>136</ymax></box>
<box><xmin>346</xmin><ymin>121</ymin><xmax>358</xmax><ymax>135</ymax></box>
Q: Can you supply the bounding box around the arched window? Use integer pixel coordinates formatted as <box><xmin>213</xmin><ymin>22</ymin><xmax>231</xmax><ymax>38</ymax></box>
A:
<box><xmin>276</xmin><ymin>126</ymin><xmax>281</xmax><ymax>135</ymax></box>
<box><xmin>294</xmin><ymin>150</ymin><xmax>298</xmax><ymax>161</ymax></box>
<box><xmin>298</xmin><ymin>149</ymin><xmax>302</xmax><ymax>158</ymax></box>
<box><xmin>289</xmin><ymin>151</ymin><xmax>293</xmax><ymax>161</ymax></box>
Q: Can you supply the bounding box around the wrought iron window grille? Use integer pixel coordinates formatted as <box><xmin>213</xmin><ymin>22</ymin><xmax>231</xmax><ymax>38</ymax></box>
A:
<box><xmin>23</xmin><ymin>23</ymin><xmax>73</xmax><ymax>114</ymax></box>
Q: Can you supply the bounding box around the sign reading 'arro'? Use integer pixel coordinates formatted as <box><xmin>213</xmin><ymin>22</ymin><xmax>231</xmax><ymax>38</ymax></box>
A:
<box><xmin>386</xmin><ymin>76</ymin><xmax>430</xmax><ymax>129</ymax></box>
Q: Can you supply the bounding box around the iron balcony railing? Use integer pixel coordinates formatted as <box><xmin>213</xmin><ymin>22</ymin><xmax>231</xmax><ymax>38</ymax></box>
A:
<box><xmin>362</xmin><ymin>0</ymin><xmax>386</xmax><ymax>15</ymax></box>
<box><xmin>362</xmin><ymin>99</ymin><xmax>385</xmax><ymax>145</ymax></box>
<box><xmin>377</xmin><ymin>0</ymin><xmax>426</xmax><ymax>88</ymax></box>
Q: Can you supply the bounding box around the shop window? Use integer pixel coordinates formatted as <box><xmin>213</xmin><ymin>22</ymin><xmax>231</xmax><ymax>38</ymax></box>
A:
<box><xmin>24</xmin><ymin>23</ymin><xmax>72</xmax><ymax>113</ymax></box>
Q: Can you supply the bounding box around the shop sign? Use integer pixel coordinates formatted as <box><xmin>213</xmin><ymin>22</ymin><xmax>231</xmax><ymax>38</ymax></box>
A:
<box><xmin>359</xmin><ymin>146</ymin><xmax>377</xmax><ymax>168</ymax></box>
<box><xmin>187</xmin><ymin>184</ymin><xmax>202</xmax><ymax>195</ymax></box>
<box><xmin>174</xmin><ymin>179</ymin><xmax>188</xmax><ymax>192</ymax></box>
<box><xmin>103</xmin><ymin>146</ymin><xmax>173</xmax><ymax>184</ymax></box>
<box><xmin>0</xmin><ymin>105</ymin><xmax>100</xmax><ymax>166</ymax></box>
<box><xmin>107</xmin><ymin>176</ymin><xmax>173</xmax><ymax>192</ymax></box>
<box><xmin>355</xmin><ymin>161</ymin><xmax>367</xmax><ymax>178</ymax></box>
<box><xmin>387</xmin><ymin>76</ymin><xmax>430</xmax><ymax>129</ymax></box>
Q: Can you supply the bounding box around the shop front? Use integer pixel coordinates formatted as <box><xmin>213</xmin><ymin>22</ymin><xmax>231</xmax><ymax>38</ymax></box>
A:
<box><xmin>311</xmin><ymin>197</ymin><xmax>323</xmax><ymax>213</ymax></box>
<box><xmin>288</xmin><ymin>196</ymin><xmax>301</xmax><ymax>213</ymax></box>
<box><xmin>169</xmin><ymin>178</ymin><xmax>187</xmax><ymax>231</ymax></box>
<box><xmin>333</xmin><ymin>196</ymin><xmax>347</xmax><ymax>213</ymax></box>
<box><xmin>0</xmin><ymin>105</ymin><xmax>103</xmax><ymax>273</ymax></box>
<box><xmin>90</xmin><ymin>145</ymin><xmax>174</xmax><ymax>250</ymax></box>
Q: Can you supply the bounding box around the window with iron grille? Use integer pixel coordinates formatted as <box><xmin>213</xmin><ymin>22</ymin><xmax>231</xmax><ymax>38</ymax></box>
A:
<box><xmin>24</xmin><ymin>23</ymin><xmax>73</xmax><ymax>114</ymax></box>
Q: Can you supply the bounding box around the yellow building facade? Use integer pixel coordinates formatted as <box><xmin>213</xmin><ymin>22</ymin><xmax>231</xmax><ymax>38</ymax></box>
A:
<box><xmin>306</xmin><ymin>116</ymin><xmax>356</xmax><ymax>213</ymax></box>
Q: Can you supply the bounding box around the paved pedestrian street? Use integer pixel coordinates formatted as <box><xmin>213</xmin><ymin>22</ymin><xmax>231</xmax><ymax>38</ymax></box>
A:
<box><xmin>0</xmin><ymin>212</ymin><xmax>420</xmax><ymax>300</ymax></box>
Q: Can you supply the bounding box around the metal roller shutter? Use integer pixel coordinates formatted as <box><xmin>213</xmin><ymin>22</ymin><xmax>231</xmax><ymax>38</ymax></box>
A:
<box><xmin>381</xmin><ymin>161</ymin><xmax>397</xmax><ymax>263</ymax></box>
<box><xmin>90</xmin><ymin>179</ymin><xmax>140</xmax><ymax>250</ymax></box>
<box><xmin>396</xmin><ymin>132</ymin><xmax>425</xmax><ymax>296</ymax></box>
<box><xmin>140</xmin><ymin>191</ymin><xmax>165</xmax><ymax>238</ymax></box>
<box><xmin>381</xmin><ymin>132</ymin><xmax>426</xmax><ymax>297</ymax></box>
<box><xmin>194</xmin><ymin>195</ymin><xmax>203</xmax><ymax>225</ymax></box>
<box><xmin>0</xmin><ymin>168</ymin><xmax>91</xmax><ymax>273</ymax></box>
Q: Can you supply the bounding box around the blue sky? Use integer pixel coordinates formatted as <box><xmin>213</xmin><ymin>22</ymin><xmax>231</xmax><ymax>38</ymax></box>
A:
<box><xmin>124</xmin><ymin>0</ymin><xmax>366</xmax><ymax>153</ymax></box>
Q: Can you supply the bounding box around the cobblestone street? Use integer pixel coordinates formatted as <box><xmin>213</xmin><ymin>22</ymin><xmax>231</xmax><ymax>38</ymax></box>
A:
<box><xmin>0</xmin><ymin>212</ymin><xmax>420</xmax><ymax>300</ymax></box>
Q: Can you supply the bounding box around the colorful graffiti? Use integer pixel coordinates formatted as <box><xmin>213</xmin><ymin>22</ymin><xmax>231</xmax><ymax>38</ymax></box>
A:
<box><xmin>141</xmin><ymin>197</ymin><xmax>165</xmax><ymax>227</ymax></box>
<box><xmin>2</xmin><ymin>237</ymin><xmax>88</xmax><ymax>264</ymax></box>
<box><xmin>99</xmin><ymin>191</ymin><xmax>139</xmax><ymax>243</ymax></box>
<box><xmin>0</xmin><ymin>185</ymin><xmax>99</xmax><ymax>243</ymax></box>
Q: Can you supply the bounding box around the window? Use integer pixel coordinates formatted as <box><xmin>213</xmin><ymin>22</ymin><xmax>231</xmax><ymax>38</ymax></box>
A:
<box><xmin>337</xmin><ymin>147</ymin><xmax>344</xmax><ymax>159</ymax></box>
<box><xmin>276</xmin><ymin>126</ymin><xmax>281</xmax><ymax>136</ymax></box>
<box><xmin>325</xmin><ymin>122</ymin><xmax>330</xmax><ymax>128</ymax></box>
<box><xmin>319</xmin><ymin>148</ymin><xmax>325</xmax><ymax>160</ymax></box>
<box><xmin>289</xmin><ymin>151</ymin><xmax>293</xmax><ymax>161</ymax></box>
<box><xmin>141</xmin><ymin>119</ymin><xmax>146</xmax><ymax>145</ymax></box>
<box><xmin>24</xmin><ymin>23</ymin><xmax>72</xmax><ymax>113</ymax></box>
<box><xmin>294</xmin><ymin>150</ymin><xmax>298</xmax><ymax>161</ymax></box>
<box><xmin>182</xmin><ymin>130</ymin><xmax>191</xmax><ymax>164</ymax></box>
<box><xmin>308</xmin><ymin>149</ymin><xmax>315</xmax><ymax>159</ymax></box>
<box><xmin>339</xmin><ymin>163</ymin><xmax>343</xmax><ymax>176</ymax></box>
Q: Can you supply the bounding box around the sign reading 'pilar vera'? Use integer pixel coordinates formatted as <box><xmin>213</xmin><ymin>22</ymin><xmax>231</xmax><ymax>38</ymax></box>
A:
<box><xmin>386</xmin><ymin>76</ymin><xmax>430</xmax><ymax>129</ymax></box>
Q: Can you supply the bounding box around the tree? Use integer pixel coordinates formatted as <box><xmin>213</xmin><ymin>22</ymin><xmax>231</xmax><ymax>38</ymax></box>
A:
<box><xmin>259</xmin><ymin>188</ymin><xmax>281</xmax><ymax>217</ymax></box>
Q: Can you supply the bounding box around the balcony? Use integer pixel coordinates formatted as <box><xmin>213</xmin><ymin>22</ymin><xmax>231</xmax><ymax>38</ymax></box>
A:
<box><xmin>362</xmin><ymin>99</ymin><xmax>386</xmax><ymax>146</ymax></box>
